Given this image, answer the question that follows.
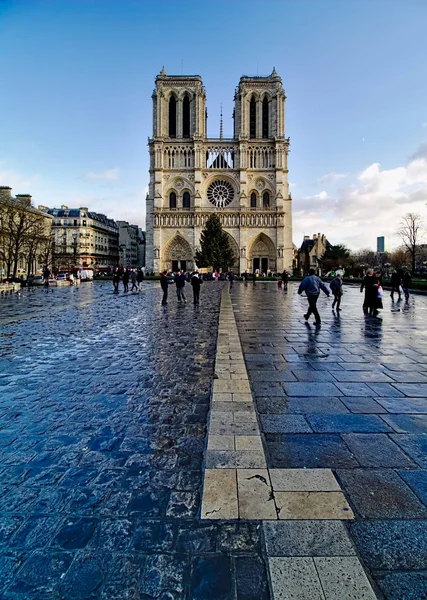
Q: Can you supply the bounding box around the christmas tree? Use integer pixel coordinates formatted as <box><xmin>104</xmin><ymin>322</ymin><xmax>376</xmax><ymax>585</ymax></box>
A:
<box><xmin>195</xmin><ymin>214</ymin><xmax>235</xmax><ymax>271</ymax></box>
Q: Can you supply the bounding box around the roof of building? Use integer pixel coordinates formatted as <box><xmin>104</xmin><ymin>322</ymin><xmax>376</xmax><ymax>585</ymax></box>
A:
<box><xmin>47</xmin><ymin>208</ymin><xmax>118</xmax><ymax>229</ymax></box>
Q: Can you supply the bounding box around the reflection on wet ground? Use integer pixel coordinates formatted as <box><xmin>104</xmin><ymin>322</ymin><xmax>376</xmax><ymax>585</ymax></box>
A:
<box><xmin>233</xmin><ymin>281</ymin><xmax>427</xmax><ymax>599</ymax></box>
<box><xmin>0</xmin><ymin>282</ymin><xmax>269</xmax><ymax>599</ymax></box>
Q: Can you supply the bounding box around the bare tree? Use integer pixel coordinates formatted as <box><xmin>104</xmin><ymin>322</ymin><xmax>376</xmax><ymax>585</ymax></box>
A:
<box><xmin>398</xmin><ymin>213</ymin><xmax>424</xmax><ymax>275</ymax></box>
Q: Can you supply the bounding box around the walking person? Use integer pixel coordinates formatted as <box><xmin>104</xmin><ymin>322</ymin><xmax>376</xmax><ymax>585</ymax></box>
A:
<box><xmin>228</xmin><ymin>271</ymin><xmax>235</xmax><ymax>289</ymax></box>
<box><xmin>402</xmin><ymin>271</ymin><xmax>412</xmax><ymax>303</ymax></box>
<box><xmin>371</xmin><ymin>270</ymin><xmax>384</xmax><ymax>316</ymax></box>
<box><xmin>130</xmin><ymin>269</ymin><xmax>138</xmax><ymax>291</ymax></box>
<box><xmin>112</xmin><ymin>267</ymin><xmax>120</xmax><ymax>292</ymax></box>
<box><xmin>360</xmin><ymin>268</ymin><xmax>376</xmax><ymax>313</ymax></box>
<box><xmin>160</xmin><ymin>270</ymin><xmax>169</xmax><ymax>305</ymax></box>
<box><xmin>175</xmin><ymin>270</ymin><xmax>186</xmax><ymax>303</ymax></box>
<box><xmin>330</xmin><ymin>273</ymin><xmax>343</xmax><ymax>311</ymax></box>
<box><xmin>390</xmin><ymin>270</ymin><xmax>402</xmax><ymax>302</ymax></box>
<box><xmin>298</xmin><ymin>268</ymin><xmax>330</xmax><ymax>326</ymax></box>
<box><xmin>282</xmin><ymin>270</ymin><xmax>288</xmax><ymax>291</ymax></box>
<box><xmin>122</xmin><ymin>268</ymin><xmax>129</xmax><ymax>292</ymax></box>
<box><xmin>43</xmin><ymin>266</ymin><xmax>51</xmax><ymax>289</ymax></box>
<box><xmin>137</xmin><ymin>267</ymin><xmax>144</xmax><ymax>291</ymax></box>
<box><xmin>191</xmin><ymin>271</ymin><xmax>202</xmax><ymax>304</ymax></box>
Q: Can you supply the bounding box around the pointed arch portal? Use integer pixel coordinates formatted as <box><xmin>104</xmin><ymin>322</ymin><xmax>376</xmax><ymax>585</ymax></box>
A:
<box><xmin>163</xmin><ymin>234</ymin><xmax>194</xmax><ymax>272</ymax></box>
<box><xmin>249</xmin><ymin>233</ymin><xmax>276</xmax><ymax>273</ymax></box>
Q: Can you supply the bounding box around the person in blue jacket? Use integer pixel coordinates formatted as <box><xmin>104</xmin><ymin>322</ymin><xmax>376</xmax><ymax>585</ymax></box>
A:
<box><xmin>298</xmin><ymin>268</ymin><xmax>330</xmax><ymax>326</ymax></box>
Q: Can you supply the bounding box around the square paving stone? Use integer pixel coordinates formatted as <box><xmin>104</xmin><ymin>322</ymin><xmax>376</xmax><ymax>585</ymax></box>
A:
<box><xmin>350</xmin><ymin>520</ymin><xmax>427</xmax><ymax>570</ymax></box>
<box><xmin>375</xmin><ymin>570</ymin><xmax>427</xmax><ymax>600</ymax></box>
<box><xmin>217</xmin><ymin>522</ymin><xmax>261</xmax><ymax>553</ymax></box>
<box><xmin>201</xmin><ymin>469</ymin><xmax>238</xmax><ymax>519</ymax></box>
<box><xmin>366</xmin><ymin>383</ymin><xmax>405</xmax><ymax>397</ymax></box>
<box><xmin>263</xmin><ymin>520</ymin><xmax>355</xmax><ymax>557</ymax></box>
<box><xmin>235</xmin><ymin>436</ymin><xmax>263</xmax><ymax>451</ymax></box>
<box><xmin>260</xmin><ymin>415</ymin><xmax>312</xmax><ymax>434</ymax></box>
<box><xmin>235</xmin><ymin>555</ymin><xmax>270</xmax><ymax>600</ymax></box>
<box><xmin>252</xmin><ymin>382</ymin><xmax>287</xmax><ymax>396</ymax></box>
<box><xmin>335</xmin><ymin>383</ymin><xmax>378</xmax><ymax>397</ymax></box>
<box><xmin>52</xmin><ymin>517</ymin><xmax>98</xmax><ymax>550</ymax></box>
<box><xmin>141</xmin><ymin>554</ymin><xmax>190</xmax><ymax>599</ymax></box>
<box><xmin>306</xmin><ymin>413</ymin><xmax>392</xmax><ymax>433</ymax></box>
<box><xmin>275</xmin><ymin>491</ymin><xmax>354</xmax><ymax>520</ymax></box>
<box><xmin>8</xmin><ymin>550</ymin><xmax>73</xmax><ymax>595</ymax></box>
<box><xmin>191</xmin><ymin>555</ymin><xmax>233</xmax><ymax>600</ymax></box>
<box><xmin>249</xmin><ymin>370</ymin><xmax>297</xmax><ymax>382</ymax></box>
<box><xmin>290</xmin><ymin>370</ymin><xmax>337</xmax><ymax>382</ymax></box>
<box><xmin>391</xmin><ymin>434</ymin><xmax>427</xmax><ymax>467</ymax></box>
<box><xmin>382</xmin><ymin>414</ymin><xmax>427</xmax><ymax>434</ymax></box>
<box><xmin>266</xmin><ymin>434</ymin><xmax>360</xmax><ymax>469</ymax></box>
<box><xmin>237</xmin><ymin>469</ymin><xmax>277</xmax><ymax>520</ymax></box>
<box><xmin>314</xmin><ymin>556</ymin><xmax>377</xmax><ymax>600</ymax></box>
<box><xmin>337</xmin><ymin>469</ymin><xmax>427</xmax><ymax>519</ymax></box>
<box><xmin>282</xmin><ymin>382</ymin><xmax>342</xmax><ymax>397</ymax></box>
<box><xmin>100</xmin><ymin>553</ymin><xmax>144</xmax><ymax>600</ymax></box>
<box><xmin>0</xmin><ymin>551</ymin><xmax>27</xmax><ymax>592</ymax></box>
<box><xmin>342</xmin><ymin>433</ymin><xmax>416</xmax><ymax>468</ymax></box>
<box><xmin>385</xmin><ymin>371</ymin><xmax>427</xmax><ymax>383</ymax></box>
<box><xmin>340</xmin><ymin>396</ymin><xmax>387</xmax><ymax>413</ymax></box>
<box><xmin>392</xmin><ymin>383</ymin><xmax>427</xmax><ymax>397</ymax></box>
<box><xmin>377</xmin><ymin>397</ymin><xmax>427</xmax><ymax>413</ymax></box>
<box><xmin>332</xmin><ymin>371</ymin><xmax>395</xmax><ymax>383</ymax></box>
<box><xmin>398</xmin><ymin>470</ymin><xmax>427</xmax><ymax>505</ymax></box>
<box><xmin>0</xmin><ymin>515</ymin><xmax>24</xmax><ymax>544</ymax></box>
<box><xmin>9</xmin><ymin>515</ymin><xmax>61</xmax><ymax>549</ymax></box>
<box><xmin>270</xmin><ymin>469</ymin><xmax>341</xmax><ymax>492</ymax></box>
<box><xmin>268</xmin><ymin>557</ymin><xmax>325</xmax><ymax>600</ymax></box>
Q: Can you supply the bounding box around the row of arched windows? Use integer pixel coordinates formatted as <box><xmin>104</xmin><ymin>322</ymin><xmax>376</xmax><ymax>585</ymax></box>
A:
<box><xmin>250</xmin><ymin>191</ymin><xmax>270</xmax><ymax>208</ymax></box>
<box><xmin>250</xmin><ymin>97</ymin><xmax>269</xmax><ymax>139</ymax></box>
<box><xmin>169</xmin><ymin>96</ymin><xmax>190</xmax><ymax>138</ymax></box>
<box><xmin>169</xmin><ymin>191</ymin><xmax>191</xmax><ymax>209</ymax></box>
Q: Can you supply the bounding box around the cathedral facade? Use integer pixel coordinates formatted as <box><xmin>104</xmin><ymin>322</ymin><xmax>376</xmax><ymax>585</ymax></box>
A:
<box><xmin>145</xmin><ymin>68</ymin><xmax>293</xmax><ymax>274</ymax></box>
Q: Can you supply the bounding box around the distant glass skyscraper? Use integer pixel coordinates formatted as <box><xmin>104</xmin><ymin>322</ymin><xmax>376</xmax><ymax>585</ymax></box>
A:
<box><xmin>377</xmin><ymin>236</ymin><xmax>387</xmax><ymax>253</ymax></box>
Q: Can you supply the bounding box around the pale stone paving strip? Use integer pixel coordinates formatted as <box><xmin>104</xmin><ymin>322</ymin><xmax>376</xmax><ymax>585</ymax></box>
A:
<box><xmin>201</xmin><ymin>284</ymin><xmax>379</xmax><ymax>599</ymax></box>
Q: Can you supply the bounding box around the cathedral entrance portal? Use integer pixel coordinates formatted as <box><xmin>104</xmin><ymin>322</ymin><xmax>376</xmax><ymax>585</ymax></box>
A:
<box><xmin>249</xmin><ymin>233</ymin><xmax>276</xmax><ymax>273</ymax></box>
<box><xmin>164</xmin><ymin>234</ymin><xmax>193</xmax><ymax>272</ymax></box>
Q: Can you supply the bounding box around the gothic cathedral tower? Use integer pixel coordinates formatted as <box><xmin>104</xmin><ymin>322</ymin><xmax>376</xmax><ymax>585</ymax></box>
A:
<box><xmin>145</xmin><ymin>67</ymin><xmax>293</xmax><ymax>274</ymax></box>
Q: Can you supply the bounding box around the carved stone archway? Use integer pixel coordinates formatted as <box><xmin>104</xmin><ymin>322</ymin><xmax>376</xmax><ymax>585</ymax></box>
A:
<box><xmin>163</xmin><ymin>233</ymin><xmax>194</xmax><ymax>272</ymax></box>
<box><xmin>248</xmin><ymin>233</ymin><xmax>276</xmax><ymax>273</ymax></box>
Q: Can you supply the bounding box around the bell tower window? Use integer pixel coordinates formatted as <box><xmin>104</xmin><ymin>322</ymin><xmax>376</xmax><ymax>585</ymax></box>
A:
<box><xmin>263</xmin><ymin>191</ymin><xmax>270</xmax><ymax>208</ymax></box>
<box><xmin>262</xmin><ymin>97</ymin><xmax>269</xmax><ymax>138</ymax></box>
<box><xmin>183</xmin><ymin>191</ymin><xmax>190</xmax><ymax>209</ymax></box>
<box><xmin>250</xmin><ymin>192</ymin><xmax>257</xmax><ymax>208</ymax></box>
<box><xmin>169</xmin><ymin>191</ymin><xmax>177</xmax><ymax>209</ymax></box>
<box><xmin>183</xmin><ymin>95</ymin><xmax>190</xmax><ymax>138</ymax></box>
<box><xmin>250</xmin><ymin>97</ymin><xmax>256</xmax><ymax>139</ymax></box>
<box><xmin>169</xmin><ymin>96</ymin><xmax>176</xmax><ymax>138</ymax></box>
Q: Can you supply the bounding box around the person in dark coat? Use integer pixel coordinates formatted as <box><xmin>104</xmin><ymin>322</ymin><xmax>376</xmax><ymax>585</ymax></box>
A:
<box><xmin>191</xmin><ymin>271</ymin><xmax>202</xmax><ymax>304</ymax></box>
<box><xmin>130</xmin><ymin>269</ymin><xmax>138</xmax><ymax>291</ymax></box>
<box><xmin>330</xmin><ymin>274</ymin><xmax>343</xmax><ymax>311</ymax></box>
<box><xmin>112</xmin><ymin>267</ymin><xmax>120</xmax><ymax>292</ymax></box>
<box><xmin>360</xmin><ymin>268</ymin><xmax>375</xmax><ymax>313</ymax></box>
<box><xmin>390</xmin><ymin>270</ymin><xmax>402</xmax><ymax>302</ymax></box>
<box><xmin>282</xmin><ymin>270</ymin><xmax>289</xmax><ymax>291</ymax></box>
<box><xmin>402</xmin><ymin>271</ymin><xmax>412</xmax><ymax>303</ymax></box>
<box><xmin>122</xmin><ymin>268</ymin><xmax>129</xmax><ymax>292</ymax></box>
<box><xmin>175</xmin><ymin>270</ymin><xmax>186</xmax><ymax>303</ymax></box>
<box><xmin>137</xmin><ymin>267</ymin><xmax>144</xmax><ymax>290</ymax></box>
<box><xmin>160</xmin><ymin>270</ymin><xmax>169</xmax><ymax>305</ymax></box>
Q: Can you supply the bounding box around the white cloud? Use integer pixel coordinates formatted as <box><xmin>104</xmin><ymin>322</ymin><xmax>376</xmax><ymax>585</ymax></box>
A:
<box><xmin>85</xmin><ymin>168</ymin><xmax>120</xmax><ymax>181</ymax></box>
<box><xmin>316</xmin><ymin>172</ymin><xmax>348</xmax><ymax>186</ymax></box>
<box><xmin>293</xmin><ymin>152</ymin><xmax>427</xmax><ymax>250</ymax></box>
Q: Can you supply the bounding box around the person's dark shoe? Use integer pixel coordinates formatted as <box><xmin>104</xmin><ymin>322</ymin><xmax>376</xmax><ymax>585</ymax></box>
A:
<box><xmin>337</xmin><ymin>308</ymin><xmax>341</xmax><ymax>311</ymax></box>
<box><xmin>315</xmin><ymin>321</ymin><xmax>321</xmax><ymax>327</ymax></box>
<box><xmin>304</xmin><ymin>314</ymin><xmax>309</xmax><ymax>321</ymax></box>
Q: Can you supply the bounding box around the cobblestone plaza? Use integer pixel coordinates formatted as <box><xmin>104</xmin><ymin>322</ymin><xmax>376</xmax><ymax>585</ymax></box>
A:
<box><xmin>1</xmin><ymin>281</ymin><xmax>427</xmax><ymax>599</ymax></box>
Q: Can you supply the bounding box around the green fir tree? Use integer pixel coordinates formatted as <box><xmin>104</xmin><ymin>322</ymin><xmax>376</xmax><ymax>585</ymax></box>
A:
<box><xmin>195</xmin><ymin>214</ymin><xmax>235</xmax><ymax>271</ymax></box>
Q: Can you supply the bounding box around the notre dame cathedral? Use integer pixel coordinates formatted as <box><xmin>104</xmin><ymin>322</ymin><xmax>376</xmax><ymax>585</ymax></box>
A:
<box><xmin>145</xmin><ymin>67</ymin><xmax>293</xmax><ymax>274</ymax></box>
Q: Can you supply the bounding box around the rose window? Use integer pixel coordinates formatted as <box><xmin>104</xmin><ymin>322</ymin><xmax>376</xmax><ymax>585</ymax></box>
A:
<box><xmin>207</xmin><ymin>180</ymin><xmax>234</xmax><ymax>208</ymax></box>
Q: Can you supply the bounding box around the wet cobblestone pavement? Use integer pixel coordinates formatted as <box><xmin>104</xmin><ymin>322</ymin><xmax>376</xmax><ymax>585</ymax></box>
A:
<box><xmin>233</xmin><ymin>281</ymin><xmax>427</xmax><ymax>600</ymax></box>
<box><xmin>2</xmin><ymin>281</ymin><xmax>427</xmax><ymax>599</ymax></box>
<box><xmin>0</xmin><ymin>282</ymin><xmax>269</xmax><ymax>600</ymax></box>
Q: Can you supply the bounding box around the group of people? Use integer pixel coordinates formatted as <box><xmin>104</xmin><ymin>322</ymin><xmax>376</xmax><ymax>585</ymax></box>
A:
<box><xmin>160</xmin><ymin>269</ymin><xmax>204</xmax><ymax>306</ymax></box>
<box><xmin>298</xmin><ymin>267</ymin><xmax>413</xmax><ymax>326</ymax></box>
<box><xmin>112</xmin><ymin>267</ymin><xmax>145</xmax><ymax>292</ymax></box>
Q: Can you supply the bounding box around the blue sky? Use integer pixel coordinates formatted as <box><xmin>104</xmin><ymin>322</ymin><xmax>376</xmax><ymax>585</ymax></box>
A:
<box><xmin>1</xmin><ymin>0</ymin><xmax>426</xmax><ymax>249</ymax></box>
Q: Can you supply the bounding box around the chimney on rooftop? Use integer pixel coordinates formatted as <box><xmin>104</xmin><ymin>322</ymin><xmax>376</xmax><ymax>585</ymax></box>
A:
<box><xmin>0</xmin><ymin>186</ymin><xmax>12</xmax><ymax>201</ymax></box>
<box><xmin>80</xmin><ymin>207</ymin><xmax>88</xmax><ymax>212</ymax></box>
<box><xmin>61</xmin><ymin>205</ymin><xmax>69</xmax><ymax>210</ymax></box>
<box><xmin>16</xmin><ymin>194</ymin><xmax>32</xmax><ymax>207</ymax></box>
<box><xmin>38</xmin><ymin>205</ymin><xmax>49</xmax><ymax>212</ymax></box>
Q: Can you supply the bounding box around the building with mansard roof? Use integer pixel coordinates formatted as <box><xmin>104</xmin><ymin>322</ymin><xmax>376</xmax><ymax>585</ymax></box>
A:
<box><xmin>145</xmin><ymin>67</ymin><xmax>293</xmax><ymax>274</ymax></box>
